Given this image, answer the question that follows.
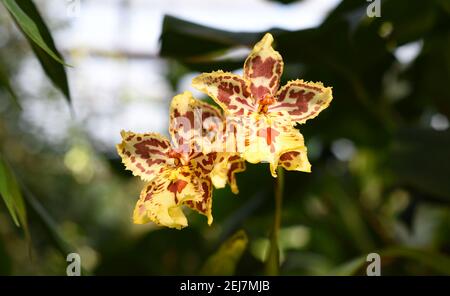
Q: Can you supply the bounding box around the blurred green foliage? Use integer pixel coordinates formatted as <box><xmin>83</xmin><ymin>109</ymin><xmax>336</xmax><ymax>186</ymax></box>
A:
<box><xmin>1</xmin><ymin>0</ymin><xmax>450</xmax><ymax>275</ymax></box>
<box><xmin>200</xmin><ymin>230</ymin><xmax>248</xmax><ymax>276</ymax></box>
<box><xmin>2</xmin><ymin>0</ymin><xmax>70</xmax><ymax>103</ymax></box>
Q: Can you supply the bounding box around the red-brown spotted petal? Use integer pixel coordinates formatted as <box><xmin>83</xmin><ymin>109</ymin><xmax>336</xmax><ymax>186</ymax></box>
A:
<box><xmin>116</xmin><ymin>131</ymin><xmax>171</xmax><ymax>182</ymax></box>
<box><xmin>241</xmin><ymin>115</ymin><xmax>310</xmax><ymax>177</ymax></box>
<box><xmin>227</xmin><ymin>156</ymin><xmax>246</xmax><ymax>194</ymax></box>
<box><xmin>133</xmin><ymin>172</ymin><xmax>204</xmax><ymax>229</ymax></box>
<box><xmin>211</xmin><ymin>153</ymin><xmax>246</xmax><ymax>194</ymax></box>
<box><xmin>192</xmin><ymin>71</ymin><xmax>256</xmax><ymax>116</ymax></box>
<box><xmin>185</xmin><ymin>152</ymin><xmax>220</xmax><ymax>225</ymax></box>
<box><xmin>188</xmin><ymin>152</ymin><xmax>218</xmax><ymax>175</ymax></box>
<box><xmin>269</xmin><ymin>80</ymin><xmax>333</xmax><ymax>124</ymax></box>
<box><xmin>244</xmin><ymin>33</ymin><xmax>284</xmax><ymax>100</ymax></box>
<box><xmin>169</xmin><ymin>91</ymin><xmax>225</xmax><ymax>154</ymax></box>
<box><xmin>184</xmin><ymin>178</ymin><xmax>213</xmax><ymax>225</ymax></box>
<box><xmin>279</xmin><ymin>149</ymin><xmax>311</xmax><ymax>173</ymax></box>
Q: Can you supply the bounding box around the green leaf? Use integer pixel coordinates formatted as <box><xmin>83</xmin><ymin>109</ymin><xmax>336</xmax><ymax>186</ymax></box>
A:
<box><xmin>160</xmin><ymin>15</ymin><xmax>259</xmax><ymax>59</ymax></box>
<box><xmin>388</xmin><ymin>128</ymin><xmax>450</xmax><ymax>202</ymax></box>
<box><xmin>160</xmin><ymin>15</ymin><xmax>261</xmax><ymax>72</ymax></box>
<box><xmin>2</xmin><ymin>0</ymin><xmax>71</xmax><ymax>103</ymax></box>
<box><xmin>0</xmin><ymin>153</ymin><xmax>28</xmax><ymax>230</ymax></box>
<box><xmin>2</xmin><ymin>0</ymin><xmax>66</xmax><ymax>64</ymax></box>
<box><xmin>200</xmin><ymin>230</ymin><xmax>248</xmax><ymax>276</ymax></box>
<box><xmin>0</xmin><ymin>61</ymin><xmax>21</xmax><ymax>110</ymax></box>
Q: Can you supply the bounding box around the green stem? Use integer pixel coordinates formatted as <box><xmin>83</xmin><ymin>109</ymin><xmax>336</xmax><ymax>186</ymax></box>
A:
<box><xmin>265</xmin><ymin>166</ymin><xmax>284</xmax><ymax>275</ymax></box>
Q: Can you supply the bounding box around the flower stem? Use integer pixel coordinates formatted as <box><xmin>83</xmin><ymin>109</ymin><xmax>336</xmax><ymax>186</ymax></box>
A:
<box><xmin>265</xmin><ymin>166</ymin><xmax>284</xmax><ymax>275</ymax></box>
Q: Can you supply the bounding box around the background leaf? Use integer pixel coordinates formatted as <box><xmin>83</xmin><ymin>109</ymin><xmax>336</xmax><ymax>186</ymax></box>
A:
<box><xmin>200</xmin><ymin>230</ymin><xmax>248</xmax><ymax>276</ymax></box>
<box><xmin>2</xmin><ymin>0</ymin><xmax>71</xmax><ymax>103</ymax></box>
<box><xmin>388</xmin><ymin>128</ymin><xmax>450</xmax><ymax>202</ymax></box>
<box><xmin>0</xmin><ymin>153</ymin><xmax>28</xmax><ymax>230</ymax></box>
<box><xmin>0</xmin><ymin>61</ymin><xmax>21</xmax><ymax>110</ymax></box>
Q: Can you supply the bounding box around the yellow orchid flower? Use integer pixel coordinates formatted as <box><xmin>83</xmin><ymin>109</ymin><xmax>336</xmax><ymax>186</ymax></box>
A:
<box><xmin>192</xmin><ymin>33</ymin><xmax>333</xmax><ymax>177</ymax></box>
<box><xmin>169</xmin><ymin>91</ymin><xmax>245</xmax><ymax>194</ymax></box>
<box><xmin>116</xmin><ymin>92</ymin><xmax>244</xmax><ymax>229</ymax></box>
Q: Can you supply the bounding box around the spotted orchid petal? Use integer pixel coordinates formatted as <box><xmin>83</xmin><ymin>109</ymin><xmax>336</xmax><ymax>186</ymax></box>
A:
<box><xmin>170</xmin><ymin>91</ymin><xmax>224</xmax><ymax>154</ymax></box>
<box><xmin>170</xmin><ymin>92</ymin><xmax>246</xmax><ymax>194</ymax></box>
<box><xmin>279</xmin><ymin>149</ymin><xmax>311</xmax><ymax>173</ymax></box>
<box><xmin>241</xmin><ymin>114</ymin><xmax>311</xmax><ymax>177</ymax></box>
<box><xmin>270</xmin><ymin>80</ymin><xmax>333</xmax><ymax>124</ymax></box>
<box><xmin>116</xmin><ymin>131</ymin><xmax>171</xmax><ymax>182</ymax></box>
<box><xmin>192</xmin><ymin>71</ymin><xmax>256</xmax><ymax>116</ymax></box>
<box><xmin>133</xmin><ymin>171</ymin><xmax>205</xmax><ymax>229</ymax></box>
<box><xmin>184</xmin><ymin>152</ymin><xmax>220</xmax><ymax>224</ymax></box>
<box><xmin>244</xmin><ymin>33</ymin><xmax>283</xmax><ymax>100</ymax></box>
<box><xmin>211</xmin><ymin>154</ymin><xmax>246</xmax><ymax>194</ymax></box>
<box><xmin>184</xmin><ymin>178</ymin><xmax>213</xmax><ymax>225</ymax></box>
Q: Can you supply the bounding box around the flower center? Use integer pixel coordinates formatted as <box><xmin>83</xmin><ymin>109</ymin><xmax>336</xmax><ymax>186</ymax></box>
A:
<box><xmin>257</xmin><ymin>94</ymin><xmax>275</xmax><ymax>114</ymax></box>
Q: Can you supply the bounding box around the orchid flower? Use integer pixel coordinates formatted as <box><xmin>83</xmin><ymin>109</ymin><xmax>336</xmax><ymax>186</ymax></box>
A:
<box><xmin>192</xmin><ymin>33</ymin><xmax>333</xmax><ymax>177</ymax></box>
<box><xmin>116</xmin><ymin>92</ymin><xmax>244</xmax><ymax>229</ymax></box>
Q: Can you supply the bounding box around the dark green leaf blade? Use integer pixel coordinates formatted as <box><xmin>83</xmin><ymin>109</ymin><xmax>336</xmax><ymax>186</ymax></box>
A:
<box><xmin>0</xmin><ymin>153</ymin><xmax>28</xmax><ymax>230</ymax></box>
<box><xmin>160</xmin><ymin>14</ymin><xmax>259</xmax><ymax>59</ymax></box>
<box><xmin>2</xmin><ymin>0</ymin><xmax>71</xmax><ymax>103</ymax></box>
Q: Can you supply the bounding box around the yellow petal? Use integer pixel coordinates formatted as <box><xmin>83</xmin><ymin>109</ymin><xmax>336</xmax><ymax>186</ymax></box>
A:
<box><xmin>192</xmin><ymin>71</ymin><xmax>256</xmax><ymax>116</ymax></box>
<box><xmin>116</xmin><ymin>131</ymin><xmax>171</xmax><ymax>182</ymax></box>
<box><xmin>211</xmin><ymin>153</ymin><xmax>246</xmax><ymax>194</ymax></box>
<box><xmin>244</xmin><ymin>33</ymin><xmax>284</xmax><ymax>99</ymax></box>
<box><xmin>184</xmin><ymin>178</ymin><xmax>214</xmax><ymax>225</ymax></box>
<box><xmin>279</xmin><ymin>149</ymin><xmax>311</xmax><ymax>173</ymax></box>
<box><xmin>270</xmin><ymin>79</ymin><xmax>333</xmax><ymax>124</ymax></box>
<box><xmin>133</xmin><ymin>171</ymin><xmax>204</xmax><ymax>229</ymax></box>
<box><xmin>240</xmin><ymin>113</ymin><xmax>310</xmax><ymax>177</ymax></box>
<box><xmin>169</xmin><ymin>91</ymin><xmax>225</xmax><ymax>154</ymax></box>
<box><xmin>184</xmin><ymin>152</ymin><xmax>222</xmax><ymax>225</ymax></box>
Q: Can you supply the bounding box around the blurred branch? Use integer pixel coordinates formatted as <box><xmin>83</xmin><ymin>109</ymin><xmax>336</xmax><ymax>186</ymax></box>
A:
<box><xmin>0</xmin><ymin>61</ymin><xmax>21</xmax><ymax>110</ymax></box>
<box><xmin>18</xmin><ymin>182</ymin><xmax>72</xmax><ymax>256</ymax></box>
<box><xmin>265</xmin><ymin>167</ymin><xmax>284</xmax><ymax>275</ymax></box>
<box><xmin>63</xmin><ymin>48</ymin><xmax>160</xmax><ymax>60</ymax></box>
<box><xmin>17</xmin><ymin>180</ymin><xmax>92</xmax><ymax>275</ymax></box>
